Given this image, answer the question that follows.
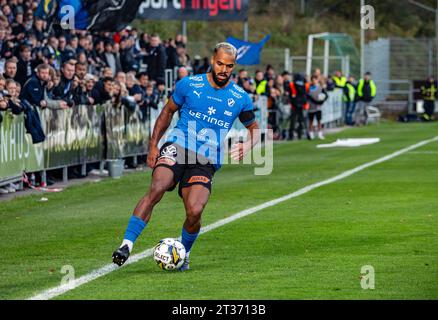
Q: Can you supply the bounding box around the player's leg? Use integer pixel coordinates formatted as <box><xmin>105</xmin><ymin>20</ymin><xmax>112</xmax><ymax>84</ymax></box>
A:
<box><xmin>308</xmin><ymin>112</ymin><xmax>315</xmax><ymax>140</ymax></box>
<box><xmin>316</xmin><ymin>111</ymin><xmax>324</xmax><ymax>139</ymax></box>
<box><xmin>179</xmin><ymin>184</ymin><xmax>211</xmax><ymax>270</ymax></box>
<box><xmin>112</xmin><ymin>165</ymin><xmax>176</xmax><ymax>266</ymax></box>
<box><xmin>289</xmin><ymin>107</ymin><xmax>296</xmax><ymax>140</ymax></box>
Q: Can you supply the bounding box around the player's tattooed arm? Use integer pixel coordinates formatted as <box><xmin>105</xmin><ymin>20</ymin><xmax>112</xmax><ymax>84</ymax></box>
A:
<box><xmin>231</xmin><ymin>120</ymin><xmax>260</xmax><ymax>161</ymax></box>
<box><xmin>147</xmin><ymin>97</ymin><xmax>180</xmax><ymax>168</ymax></box>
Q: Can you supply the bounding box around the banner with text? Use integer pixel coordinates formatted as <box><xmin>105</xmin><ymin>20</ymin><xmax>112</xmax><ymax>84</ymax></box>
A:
<box><xmin>137</xmin><ymin>0</ymin><xmax>249</xmax><ymax>21</ymax></box>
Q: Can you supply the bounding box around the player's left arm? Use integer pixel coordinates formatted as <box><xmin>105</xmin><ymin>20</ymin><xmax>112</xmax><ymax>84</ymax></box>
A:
<box><xmin>231</xmin><ymin>110</ymin><xmax>260</xmax><ymax>161</ymax></box>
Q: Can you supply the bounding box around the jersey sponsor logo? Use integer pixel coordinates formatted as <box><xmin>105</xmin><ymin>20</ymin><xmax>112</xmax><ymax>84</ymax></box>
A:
<box><xmin>207</xmin><ymin>106</ymin><xmax>216</xmax><ymax>115</ymax></box>
<box><xmin>224</xmin><ymin>110</ymin><xmax>233</xmax><ymax>117</ymax></box>
<box><xmin>187</xmin><ymin>175</ymin><xmax>210</xmax><ymax>184</ymax></box>
<box><xmin>229</xmin><ymin>89</ymin><xmax>243</xmax><ymax>99</ymax></box>
<box><xmin>188</xmin><ymin>109</ymin><xmax>231</xmax><ymax>129</ymax></box>
<box><xmin>189</xmin><ymin>83</ymin><xmax>205</xmax><ymax>88</ymax></box>
<box><xmin>189</xmin><ymin>75</ymin><xmax>203</xmax><ymax>81</ymax></box>
<box><xmin>207</xmin><ymin>96</ymin><xmax>222</xmax><ymax>102</ymax></box>
<box><xmin>193</xmin><ymin>90</ymin><xmax>202</xmax><ymax>98</ymax></box>
<box><xmin>227</xmin><ymin>98</ymin><xmax>235</xmax><ymax>107</ymax></box>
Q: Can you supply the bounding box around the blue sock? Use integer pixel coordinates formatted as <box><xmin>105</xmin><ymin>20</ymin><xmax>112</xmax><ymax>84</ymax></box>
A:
<box><xmin>123</xmin><ymin>215</ymin><xmax>147</xmax><ymax>247</ymax></box>
<box><xmin>181</xmin><ymin>227</ymin><xmax>199</xmax><ymax>253</ymax></box>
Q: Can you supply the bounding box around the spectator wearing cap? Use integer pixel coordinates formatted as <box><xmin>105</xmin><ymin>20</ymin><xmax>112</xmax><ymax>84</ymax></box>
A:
<box><xmin>83</xmin><ymin>73</ymin><xmax>96</xmax><ymax>105</ymax></box>
<box><xmin>16</xmin><ymin>44</ymin><xmax>33</xmax><ymax>86</ymax></box>
<box><xmin>144</xmin><ymin>33</ymin><xmax>167</xmax><ymax>82</ymax></box>
<box><xmin>43</xmin><ymin>36</ymin><xmax>61</xmax><ymax>70</ymax></box>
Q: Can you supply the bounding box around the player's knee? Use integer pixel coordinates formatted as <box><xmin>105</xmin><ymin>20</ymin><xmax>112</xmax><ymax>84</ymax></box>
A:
<box><xmin>186</xmin><ymin>203</ymin><xmax>204</xmax><ymax>221</ymax></box>
<box><xmin>148</xmin><ymin>182</ymin><xmax>169</xmax><ymax>203</ymax></box>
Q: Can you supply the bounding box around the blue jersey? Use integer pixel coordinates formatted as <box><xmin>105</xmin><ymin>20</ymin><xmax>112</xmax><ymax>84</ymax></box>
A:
<box><xmin>166</xmin><ymin>73</ymin><xmax>255</xmax><ymax>170</ymax></box>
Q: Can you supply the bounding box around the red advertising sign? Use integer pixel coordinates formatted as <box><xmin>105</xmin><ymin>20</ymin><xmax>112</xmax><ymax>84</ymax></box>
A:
<box><xmin>138</xmin><ymin>0</ymin><xmax>249</xmax><ymax>21</ymax></box>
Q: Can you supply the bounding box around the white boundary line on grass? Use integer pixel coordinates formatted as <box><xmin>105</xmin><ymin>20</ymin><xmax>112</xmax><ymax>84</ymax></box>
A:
<box><xmin>28</xmin><ymin>135</ymin><xmax>438</xmax><ymax>300</ymax></box>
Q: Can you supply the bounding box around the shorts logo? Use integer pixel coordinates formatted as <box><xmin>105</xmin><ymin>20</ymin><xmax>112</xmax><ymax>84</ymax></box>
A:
<box><xmin>160</xmin><ymin>145</ymin><xmax>177</xmax><ymax>162</ymax></box>
<box><xmin>228</xmin><ymin>98</ymin><xmax>235</xmax><ymax>107</ymax></box>
<box><xmin>188</xmin><ymin>176</ymin><xmax>210</xmax><ymax>184</ymax></box>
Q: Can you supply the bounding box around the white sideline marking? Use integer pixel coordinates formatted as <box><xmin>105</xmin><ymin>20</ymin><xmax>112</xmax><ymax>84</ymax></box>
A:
<box><xmin>28</xmin><ymin>136</ymin><xmax>438</xmax><ymax>300</ymax></box>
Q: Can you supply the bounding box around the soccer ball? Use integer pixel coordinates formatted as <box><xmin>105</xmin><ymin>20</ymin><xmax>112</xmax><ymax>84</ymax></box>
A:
<box><xmin>153</xmin><ymin>238</ymin><xmax>186</xmax><ymax>271</ymax></box>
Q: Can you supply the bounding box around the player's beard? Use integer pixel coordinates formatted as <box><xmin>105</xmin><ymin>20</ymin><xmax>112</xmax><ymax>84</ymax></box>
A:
<box><xmin>212</xmin><ymin>70</ymin><xmax>231</xmax><ymax>87</ymax></box>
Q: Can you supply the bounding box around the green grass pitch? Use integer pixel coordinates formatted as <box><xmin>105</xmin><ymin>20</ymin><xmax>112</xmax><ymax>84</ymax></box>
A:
<box><xmin>1</xmin><ymin>122</ymin><xmax>437</xmax><ymax>300</ymax></box>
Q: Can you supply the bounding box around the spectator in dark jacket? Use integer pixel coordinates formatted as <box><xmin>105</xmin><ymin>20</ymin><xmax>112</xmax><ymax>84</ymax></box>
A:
<box><xmin>16</xmin><ymin>44</ymin><xmax>33</xmax><ymax>86</ymax></box>
<box><xmin>20</xmin><ymin>63</ymin><xmax>50</xmax><ymax>108</ymax></box>
<box><xmin>2</xmin><ymin>58</ymin><xmax>17</xmax><ymax>80</ymax></box>
<box><xmin>141</xmin><ymin>84</ymin><xmax>158</xmax><ymax>122</ymax></box>
<box><xmin>52</xmin><ymin>60</ymin><xmax>76</xmax><ymax>102</ymax></box>
<box><xmin>145</xmin><ymin>33</ymin><xmax>167</xmax><ymax>82</ymax></box>
<box><xmin>92</xmin><ymin>76</ymin><xmax>113</xmax><ymax>105</ymax></box>
<box><xmin>120</xmin><ymin>37</ymin><xmax>138</xmax><ymax>73</ymax></box>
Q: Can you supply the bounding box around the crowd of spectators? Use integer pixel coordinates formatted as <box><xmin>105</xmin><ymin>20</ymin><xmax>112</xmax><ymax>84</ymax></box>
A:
<box><xmin>1</xmin><ymin>0</ymin><xmax>373</xmax><ymax>194</ymax></box>
<box><xmin>0</xmin><ymin>0</ymin><xmax>208</xmax><ymax>129</ymax></box>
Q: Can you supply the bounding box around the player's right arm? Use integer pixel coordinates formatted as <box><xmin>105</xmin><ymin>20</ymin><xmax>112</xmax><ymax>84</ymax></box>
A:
<box><xmin>146</xmin><ymin>97</ymin><xmax>180</xmax><ymax>169</ymax></box>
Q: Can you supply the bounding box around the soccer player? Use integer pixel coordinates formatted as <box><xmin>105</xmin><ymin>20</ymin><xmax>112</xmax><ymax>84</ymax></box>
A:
<box><xmin>112</xmin><ymin>43</ymin><xmax>260</xmax><ymax>270</ymax></box>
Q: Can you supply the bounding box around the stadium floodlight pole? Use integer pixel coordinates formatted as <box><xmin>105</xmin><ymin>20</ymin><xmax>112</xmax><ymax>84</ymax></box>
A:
<box><xmin>182</xmin><ymin>20</ymin><xmax>187</xmax><ymax>39</ymax></box>
<box><xmin>407</xmin><ymin>0</ymin><xmax>438</xmax><ymax>78</ymax></box>
<box><xmin>360</xmin><ymin>0</ymin><xmax>365</xmax><ymax>77</ymax></box>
